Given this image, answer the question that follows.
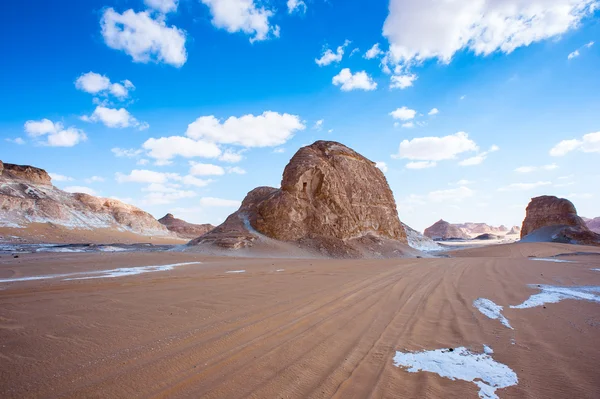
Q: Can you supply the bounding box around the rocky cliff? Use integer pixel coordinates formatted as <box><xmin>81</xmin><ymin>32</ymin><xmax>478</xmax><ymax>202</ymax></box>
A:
<box><xmin>520</xmin><ymin>196</ymin><xmax>600</xmax><ymax>245</ymax></box>
<box><xmin>190</xmin><ymin>141</ymin><xmax>416</xmax><ymax>258</ymax></box>
<box><xmin>423</xmin><ymin>220</ymin><xmax>470</xmax><ymax>240</ymax></box>
<box><xmin>159</xmin><ymin>213</ymin><xmax>214</xmax><ymax>239</ymax></box>
<box><xmin>0</xmin><ymin>160</ymin><xmax>172</xmax><ymax>237</ymax></box>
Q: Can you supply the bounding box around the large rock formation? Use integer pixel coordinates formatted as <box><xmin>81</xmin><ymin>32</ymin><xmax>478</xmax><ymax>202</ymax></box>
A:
<box><xmin>190</xmin><ymin>141</ymin><xmax>416</xmax><ymax>258</ymax></box>
<box><xmin>455</xmin><ymin>222</ymin><xmax>508</xmax><ymax>236</ymax></box>
<box><xmin>584</xmin><ymin>217</ymin><xmax>600</xmax><ymax>233</ymax></box>
<box><xmin>424</xmin><ymin>220</ymin><xmax>470</xmax><ymax>240</ymax></box>
<box><xmin>520</xmin><ymin>196</ymin><xmax>600</xmax><ymax>245</ymax></box>
<box><xmin>0</xmin><ymin>160</ymin><xmax>172</xmax><ymax>237</ymax></box>
<box><xmin>158</xmin><ymin>213</ymin><xmax>214</xmax><ymax>239</ymax></box>
<box><xmin>507</xmin><ymin>225</ymin><xmax>521</xmax><ymax>235</ymax></box>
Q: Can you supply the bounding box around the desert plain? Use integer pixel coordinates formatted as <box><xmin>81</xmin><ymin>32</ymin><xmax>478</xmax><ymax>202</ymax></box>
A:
<box><xmin>1</xmin><ymin>242</ymin><xmax>600</xmax><ymax>399</ymax></box>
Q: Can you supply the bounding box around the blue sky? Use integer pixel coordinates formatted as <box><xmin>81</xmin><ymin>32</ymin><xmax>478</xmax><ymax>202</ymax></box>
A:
<box><xmin>1</xmin><ymin>0</ymin><xmax>599</xmax><ymax>231</ymax></box>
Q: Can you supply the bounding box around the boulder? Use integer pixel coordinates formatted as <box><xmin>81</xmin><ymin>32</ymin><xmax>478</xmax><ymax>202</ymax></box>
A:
<box><xmin>190</xmin><ymin>141</ymin><xmax>415</xmax><ymax>258</ymax></box>
<box><xmin>520</xmin><ymin>196</ymin><xmax>600</xmax><ymax>245</ymax></box>
<box><xmin>158</xmin><ymin>213</ymin><xmax>214</xmax><ymax>239</ymax></box>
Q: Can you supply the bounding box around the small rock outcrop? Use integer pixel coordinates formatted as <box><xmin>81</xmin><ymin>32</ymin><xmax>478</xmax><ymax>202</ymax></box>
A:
<box><xmin>190</xmin><ymin>141</ymin><xmax>415</xmax><ymax>258</ymax></box>
<box><xmin>424</xmin><ymin>220</ymin><xmax>470</xmax><ymax>240</ymax></box>
<box><xmin>0</xmin><ymin>160</ymin><xmax>172</xmax><ymax>237</ymax></box>
<box><xmin>520</xmin><ymin>196</ymin><xmax>600</xmax><ymax>245</ymax></box>
<box><xmin>158</xmin><ymin>214</ymin><xmax>214</xmax><ymax>239</ymax></box>
<box><xmin>507</xmin><ymin>225</ymin><xmax>521</xmax><ymax>235</ymax></box>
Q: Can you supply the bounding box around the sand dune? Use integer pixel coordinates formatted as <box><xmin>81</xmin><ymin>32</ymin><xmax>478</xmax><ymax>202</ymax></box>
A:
<box><xmin>1</xmin><ymin>243</ymin><xmax>600</xmax><ymax>398</ymax></box>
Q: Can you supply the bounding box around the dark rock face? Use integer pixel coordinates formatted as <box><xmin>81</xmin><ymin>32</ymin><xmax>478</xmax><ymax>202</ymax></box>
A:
<box><xmin>158</xmin><ymin>213</ymin><xmax>214</xmax><ymax>239</ymax></box>
<box><xmin>424</xmin><ymin>220</ymin><xmax>470</xmax><ymax>240</ymax></box>
<box><xmin>520</xmin><ymin>196</ymin><xmax>600</xmax><ymax>246</ymax></box>
<box><xmin>1</xmin><ymin>162</ymin><xmax>52</xmax><ymax>186</ymax></box>
<box><xmin>190</xmin><ymin>141</ymin><xmax>414</xmax><ymax>258</ymax></box>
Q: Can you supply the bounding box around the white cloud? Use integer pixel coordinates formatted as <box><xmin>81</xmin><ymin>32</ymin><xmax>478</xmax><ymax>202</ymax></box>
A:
<box><xmin>49</xmin><ymin>173</ymin><xmax>73</xmax><ymax>182</ymax></box>
<box><xmin>460</xmin><ymin>95</ymin><xmax>467</xmax><ymax>100</ymax></box>
<box><xmin>181</xmin><ymin>175</ymin><xmax>213</xmax><ymax>187</ymax></box>
<box><xmin>5</xmin><ymin>137</ymin><xmax>25</xmax><ymax>145</ymax></box>
<box><xmin>402</xmin><ymin>122</ymin><xmax>414</xmax><ymax>129</ymax></box>
<box><xmin>428</xmin><ymin>186</ymin><xmax>474</xmax><ymax>202</ymax></box>
<box><xmin>273</xmin><ymin>147</ymin><xmax>285</xmax><ymax>153</ymax></box>
<box><xmin>83</xmin><ymin>106</ymin><xmax>146</xmax><ymax>129</ymax></box>
<box><xmin>389</xmin><ymin>106</ymin><xmax>416</xmax><ymax>121</ymax></box>
<box><xmin>199</xmin><ymin>197</ymin><xmax>241</xmax><ymax>207</ymax></box>
<box><xmin>327</xmin><ymin>129</ymin><xmax>333</xmax><ymax>133</ymax></box>
<box><xmin>227</xmin><ymin>166</ymin><xmax>247</xmax><ymax>175</ymax></box>
<box><xmin>24</xmin><ymin>119</ymin><xmax>86</xmax><ymax>147</ymax></box>
<box><xmin>287</xmin><ymin>0</ymin><xmax>306</xmax><ymax>14</ymax></box>
<box><xmin>186</xmin><ymin>112</ymin><xmax>305</xmax><ymax>147</ymax></box>
<box><xmin>550</xmin><ymin>132</ymin><xmax>600</xmax><ymax>156</ymax></box>
<box><xmin>200</xmin><ymin>0</ymin><xmax>278</xmax><ymax>42</ymax></box>
<box><xmin>142</xmin><ymin>190</ymin><xmax>196</xmax><ymax>205</ymax></box>
<box><xmin>382</xmin><ymin>0</ymin><xmax>597</xmax><ymax>67</ymax></box>
<box><xmin>219</xmin><ymin>149</ymin><xmax>244</xmax><ymax>163</ymax></box>
<box><xmin>332</xmin><ymin>68</ymin><xmax>377</xmax><ymax>91</ymax></box>
<box><xmin>498</xmin><ymin>181</ymin><xmax>552</xmax><ymax>191</ymax></box>
<box><xmin>364</xmin><ymin>43</ymin><xmax>383</xmax><ymax>59</ymax></box>
<box><xmin>144</xmin><ymin>0</ymin><xmax>179</xmax><ymax>13</ymax></box>
<box><xmin>101</xmin><ymin>8</ymin><xmax>187</xmax><ymax>67</ymax></box>
<box><xmin>458</xmin><ymin>145</ymin><xmax>499</xmax><ymax>166</ymax></box>
<box><xmin>64</xmin><ymin>186</ymin><xmax>97</xmax><ymax>196</ymax></box>
<box><xmin>189</xmin><ymin>162</ymin><xmax>225</xmax><ymax>176</ymax></box>
<box><xmin>350</xmin><ymin>48</ymin><xmax>360</xmax><ymax>57</ymax></box>
<box><xmin>514</xmin><ymin>164</ymin><xmax>559</xmax><ymax>173</ymax></box>
<box><xmin>116</xmin><ymin>169</ymin><xmax>179</xmax><ymax>184</ymax></box>
<box><xmin>137</xmin><ymin>159</ymin><xmax>149</xmax><ymax>165</ymax></box>
<box><xmin>112</xmin><ymin>147</ymin><xmax>143</xmax><ymax>158</ymax></box>
<box><xmin>568</xmin><ymin>50</ymin><xmax>580</xmax><ymax>59</ymax></box>
<box><xmin>375</xmin><ymin>161</ymin><xmax>388</xmax><ymax>173</ymax></box>
<box><xmin>586</xmin><ymin>41</ymin><xmax>595</xmax><ymax>48</ymax></box>
<box><xmin>315</xmin><ymin>40</ymin><xmax>350</xmax><ymax>66</ymax></box>
<box><xmin>390</xmin><ymin>73</ymin><xmax>417</xmax><ymax>89</ymax></box>
<box><xmin>406</xmin><ymin>161</ymin><xmax>437</xmax><ymax>169</ymax></box>
<box><xmin>142</xmin><ymin>136</ymin><xmax>222</xmax><ymax>162</ymax></box>
<box><xmin>75</xmin><ymin>72</ymin><xmax>110</xmax><ymax>94</ymax></box>
<box><xmin>394</xmin><ymin>132</ymin><xmax>478</xmax><ymax>161</ymax></box>
<box><xmin>84</xmin><ymin>176</ymin><xmax>105</xmax><ymax>183</ymax></box>
<box><xmin>313</xmin><ymin>119</ymin><xmax>324</xmax><ymax>130</ymax></box>
<box><xmin>428</xmin><ymin>108</ymin><xmax>439</xmax><ymax>116</ymax></box>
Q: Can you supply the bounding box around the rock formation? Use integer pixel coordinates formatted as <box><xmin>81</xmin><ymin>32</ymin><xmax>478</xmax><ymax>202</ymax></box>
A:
<box><xmin>507</xmin><ymin>225</ymin><xmax>521</xmax><ymax>235</ymax></box>
<box><xmin>423</xmin><ymin>220</ymin><xmax>470</xmax><ymax>240</ymax></box>
<box><xmin>158</xmin><ymin>213</ymin><xmax>214</xmax><ymax>239</ymax></box>
<box><xmin>402</xmin><ymin>223</ymin><xmax>442</xmax><ymax>251</ymax></box>
<box><xmin>0</xmin><ymin>160</ymin><xmax>172</xmax><ymax>237</ymax></box>
<box><xmin>520</xmin><ymin>196</ymin><xmax>600</xmax><ymax>245</ymax></box>
<box><xmin>584</xmin><ymin>217</ymin><xmax>600</xmax><ymax>233</ymax></box>
<box><xmin>190</xmin><ymin>141</ymin><xmax>417</xmax><ymax>258</ymax></box>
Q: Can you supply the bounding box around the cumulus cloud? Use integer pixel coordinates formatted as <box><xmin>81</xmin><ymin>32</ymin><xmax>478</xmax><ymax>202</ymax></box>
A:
<box><xmin>101</xmin><ymin>8</ymin><xmax>187</xmax><ymax>67</ymax></box>
<box><xmin>142</xmin><ymin>189</ymin><xmax>196</xmax><ymax>205</ymax></box>
<box><xmin>142</xmin><ymin>136</ymin><xmax>221</xmax><ymax>162</ymax></box>
<box><xmin>49</xmin><ymin>173</ymin><xmax>74</xmax><ymax>182</ymax></box>
<box><xmin>75</xmin><ymin>72</ymin><xmax>135</xmax><ymax>99</ymax></box>
<box><xmin>200</xmin><ymin>0</ymin><xmax>278</xmax><ymax>42</ymax></box>
<box><xmin>24</xmin><ymin>119</ymin><xmax>87</xmax><ymax>147</ymax></box>
<box><xmin>144</xmin><ymin>0</ymin><xmax>178</xmax><ymax>13</ymax></box>
<box><xmin>287</xmin><ymin>0</ymin><xmax>306</xmax><ymax>14</ymax></box>
<box><xmin>550</xmin><ymin>132</ymin><xmax>600</xmax><ymax>156</ymax></box>
<box><xmin>364</xmin><ymin>43</ymin><xmax>383</xmax><ymax>59</ymax></box>
<box><xmin>5</xmin><ymin>137</ymin><xmax>25</xmax><ymax>145</ymax></box>
<box><xmin>458</xmin><ymin>145</ymin><xmax>499</xmax><ymax>166</ymax></box>
<box><xmin>382</xmin><ymin>0</ymin><xmax>597</xmax><ymax>67</ymax></box>
<box><xmin>390</xmin><ymin>73</ymin><xmax>417</xmax><ymax>89</ymax></box>
<box><xmin>498</xmin><ymin>181</ymin><xmax>552</xmax><ymax>191</ymax></box>
<box><xmin>401</xmin><ymin>122</ymin><xmax>414</xmax><ymax>129</ymax></box>
<box><xmin>116</xmin><ymin>169</ymin><xmax>179</xmax><ymax>184</ymax></box>
<box><xmin>389</xmin><ymin>106</ymin><xmax>416</xmax><ymax>121</ymax></box>
<box><xmin>568</xmin><ymin>40</ymin><xmax>595</xmax><ymax>59</ymax></box>
<box><xmin>219</xmin><ymin>149</ymin><xmax>244</xmax><ymax>163</ymax></box>
<box><xmin>406</xmin><ymin>161</ymin><xmax>437</xmax><ymax>169</ymax></box>
<box><xmin>112</xmin><ymin>147</ymin><xmax>143</xmax><ymax>158</ymax></box>
<box><xmin>64</xmin><ymin>186</ymin><xmax>98</xmax><ymax>196</ymax></box>
<box><xmin>82</xmin><ymin>106</ymin><xmax>146</xmax><ymax>129</ymax></box>
<box><xmin>315</xmin><ymin>40</ymin><xmax>351</xmax><ymax>66</ymax></box>
<box><xmin>568</xmin><ymin>50</ymin><xmax>580</xmax><ymax>59</ymax></box>
<box><xmin>84</xmin><ymin>176</ymin><xmax>105</xmax><ymax>183</ymax></box>
<box><xmin>393</xmin><ymin>132</ymin><xmax>478</xmax><ymax>161</ymax></box>
<box><xmin>375</xmin><ymin>161</ymin><xmax>388</xmax><ymax>173</ymax></box>
<box><xmin>189</xmin><ymin>162</ymin><xmax>226</xmax><ymax>176</ymax></box>
<box><xmin>313</xmin><ymin>119</ymin><xmax>324</xmax><ymax>130</ymax></box>
<box><xmin>186</xmin><ymin>111</ymin><xmax>305</xmax><ymax>147</ymax></box>
<box><xmin>428</xmin><ymin>108</ymin><xmax>439</xmax><ymax>116</ymax></box>
<box><xmin>181</xmin><ymin>175</ymin><xmax>213</xmax><ymax>187</ymax></box>
<box><xmin>199</xmin><ymin>197</ymin><xmax>241</xmax><ymax>207</ymax></box>
<box><xmin>514</xmin><ymin>164</ymin><xmax>559</xmax><ymax>173</ymax></box>
<box><xmin>332</xmin><ymin>68</ymin><xmax>377</xmax><ymax>91</ymax></box>
<box><xmin>227</xmin><ymin>166</ymin><xmax>246</xmax><ymax>175</ymax></box>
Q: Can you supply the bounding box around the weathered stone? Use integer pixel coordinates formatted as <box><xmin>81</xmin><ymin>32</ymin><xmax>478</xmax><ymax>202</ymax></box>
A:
<box><xmin>158</xmin><ymin>213</ymin><xmax>214</xmax><ymax>239</ymax></box>
<box><xmin>424</xmin><ymin>220</ymin><xmax>470</xmax><ymax>240</ymax></box>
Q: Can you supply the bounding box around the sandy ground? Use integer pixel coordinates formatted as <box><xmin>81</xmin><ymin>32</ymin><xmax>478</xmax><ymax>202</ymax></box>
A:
<box><xmin>1</xmin><ymin>243</ymin><xmax>600</xmax><ymax>398</ymax></box>
<box><xmin>0</xmin><ymin>224</ymin><xmax>188</xmax><ymax>245</ymax></box>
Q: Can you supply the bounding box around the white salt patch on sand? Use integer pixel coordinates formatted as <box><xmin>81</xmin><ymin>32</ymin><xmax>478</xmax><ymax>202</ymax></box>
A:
<box><xmin>226</xmin><ymin>270</ymin><xmax>246</xmax><ymax>274</ymax></box>
<box><xmin>393</xmin><ymin>347</ymin><xmax>518</xmax><ymax>399</ymax></box>
<box><xmin>0</xmin><ymin>262</ymin><xmax>203</xmax><ymax>283</ymax></box>
<box><xmin>276</xmin><ymin>269</ymin><xmax>285</xmax><ymax>272</ymax></box>
<box><xmin>483</xmin><ymin>345</ymin><xmax>494</xmax><ymax>354</ymax></box>
<box><xmin>510</xmin><ymin>285</ymin><xmax>600</xmax><ymax>309</ymax></box>
<box><xmin>529</xmin><ymin>258</ymin><xmax>574</xmax><ymax>263</ymax></box>
<box><xmin>592</xmin><ymin>269</ymin><xmax>600</xmax><ymax>272</ymax></box>
<box><xmin>473</xmin><ymin>298</ymin><xmax>513</xmax><ymax>329</ymax></box>
<box><xmin>98</xmin><ymin>246</ymin><xmax>128</xmax><ymax>252</ymax></box>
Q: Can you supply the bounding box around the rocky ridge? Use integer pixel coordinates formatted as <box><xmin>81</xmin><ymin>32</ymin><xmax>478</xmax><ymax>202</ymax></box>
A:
<box><xmin>190</xmin><ymin>141</ymin><xmax>417</xmax><ymax>258</ymax></box>
<box><xmin>158</xmin><ymin>214</ymin><xmax>214</xmax><ymax>239</ymax></box>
